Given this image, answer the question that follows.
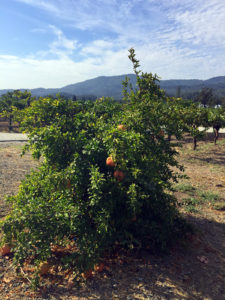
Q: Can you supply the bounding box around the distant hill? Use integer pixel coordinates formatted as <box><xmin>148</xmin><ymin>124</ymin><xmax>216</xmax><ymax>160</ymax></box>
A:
<box><xmin>1</xmin><ymin>75</ymin><xmax>225</xmax><ymax>100</ymax></box>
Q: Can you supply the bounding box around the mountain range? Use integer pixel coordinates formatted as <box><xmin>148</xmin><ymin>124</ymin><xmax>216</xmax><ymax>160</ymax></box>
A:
<box><xmin>1</xmin><ymin>74</ymin><xmax>225</xmax><ymax>100</ymax></box>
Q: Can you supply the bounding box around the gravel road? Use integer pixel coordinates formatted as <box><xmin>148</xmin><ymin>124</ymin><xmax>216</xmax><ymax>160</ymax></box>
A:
<box><xmin>0</xmin><ymin>128</ymin><xmax>225</xmax><ymax>142</ymax></box>
<box><xmin>199</xmin><ymin>127</ymin><xmax>225</xmax><ymax>133</ymax></box>
<box><xmin>0</xmin><ymin>132</ymin><xmax>28</xmax><ymax>142</ymax></box>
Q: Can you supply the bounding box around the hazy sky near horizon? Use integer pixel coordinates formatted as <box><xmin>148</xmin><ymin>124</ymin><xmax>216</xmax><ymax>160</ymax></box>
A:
<box><xmin>1</xmin><ymin>0</ymin><xmax>225</xmax><ymax>89</ymax></box>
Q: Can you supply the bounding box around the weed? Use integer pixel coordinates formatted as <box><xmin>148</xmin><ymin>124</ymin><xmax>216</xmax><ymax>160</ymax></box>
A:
<box><xmin>183</xmin><ymin>197</ymin><xmax>200</xmax><ymax>206</ymax></box>
<box><xmin>179</xmin><ymin>197</ymin><xmax>201</xmax><ymax>213</ymax></box>
<box><xmin>174</xmin><ymin>183</ymin><xmax>195</xmax><ymax>194</ymax></box>
<box><xmin>197</xmin><ymin>191</ymin><xmax>219</xmax><ymax>203</ymax></box>
<box><xmin>185</xmin><ymin>205</ymin><xmax>199</xmax><ymax>213</ymax></box>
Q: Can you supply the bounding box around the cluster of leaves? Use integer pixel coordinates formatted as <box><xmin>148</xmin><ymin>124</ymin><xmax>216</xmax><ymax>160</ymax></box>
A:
<box><xmin>0</xmin><ymin>50</ymin><xmax>196</xmax><ymax>285</ymax></box>
<box><xmin>0</xmin><ymin>90</ymin><xmax>35</xmax><ymax>130</ymax></box>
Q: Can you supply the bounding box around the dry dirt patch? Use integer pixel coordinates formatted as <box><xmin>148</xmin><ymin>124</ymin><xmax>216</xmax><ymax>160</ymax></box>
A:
<box><xmin>0</xmin><ymin>142</ymin><xmax>38</xmax><ymax>218</ymax></box>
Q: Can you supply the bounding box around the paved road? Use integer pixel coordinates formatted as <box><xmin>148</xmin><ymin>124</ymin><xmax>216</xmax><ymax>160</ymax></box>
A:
<box><xmin>0</xmin><ymin>132</ymin><xmax>28</xmax><ymax>142</ymax></box>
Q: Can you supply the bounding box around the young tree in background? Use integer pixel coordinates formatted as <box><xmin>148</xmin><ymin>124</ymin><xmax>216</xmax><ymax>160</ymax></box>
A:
<box><xmin>207</xmin><ymin>107</ymin><xmax>225</xmax><ymax>144</ymax></box>
<box><xmin>0</xmin><ymin>90</ymin><xmax>34</xmax><ymax>131</ymax></box>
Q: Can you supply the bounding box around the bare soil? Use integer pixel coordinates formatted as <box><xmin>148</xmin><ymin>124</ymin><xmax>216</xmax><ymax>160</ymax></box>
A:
<box><xmin>0</xmin><ymin>135</ymin><xmax>224</xmax><ymax>300</ymax></box>
<box><xmin>0</xmin><ymin>121</ymin><xmax>19</xmax><ymax>133</ymax></box>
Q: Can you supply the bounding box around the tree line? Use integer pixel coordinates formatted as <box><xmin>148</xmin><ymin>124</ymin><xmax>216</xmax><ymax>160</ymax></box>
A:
<box><xmin>1</xmin><ymin>86</ymin><xmax>225</xmax><ymax>149</ymax></box>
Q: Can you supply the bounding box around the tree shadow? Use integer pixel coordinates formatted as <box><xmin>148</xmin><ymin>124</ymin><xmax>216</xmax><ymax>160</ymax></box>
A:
<box><xmin>203</xmin><ymin>132</ymin><xmax>225</xmax><ymax>143</ymax></box>
<box><xmin>176</xmin><ymin>132</ymin><xmax>225</xmax><ymax>146</ymax></box>
<box><xmin>192</xmin><ymin>151</ymin><xmax>225</xmax><ymax>166</ymax></box>
<box><xmin>39</xmin><ymin>215</ymin><xmax>225</xmax><ymax>300</ymax></box>
<box><xmin>177</xmin><ymin>132</ymin><xmax>225</xmax><ymax>167</ymax></box>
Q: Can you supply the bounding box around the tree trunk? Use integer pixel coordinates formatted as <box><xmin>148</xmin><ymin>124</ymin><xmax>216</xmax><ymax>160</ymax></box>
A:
<box><xmin>213</xmin><ymin>126</ymin><xmax>220</xmax><ymax>145</ymax></box>
<box><xmin>193</xmin><ymin>137</ymin><xmax>197</xmax><ymax>150</ymax></box>
<box><xmin>9</xmin><ymin>115</ymin><xmax>13</xmax><ymax>132</ymax></box>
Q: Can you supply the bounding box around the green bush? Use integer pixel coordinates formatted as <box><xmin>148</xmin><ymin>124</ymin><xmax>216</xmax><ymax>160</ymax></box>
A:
<box><xmin>0</xmin><ymin>50</ymin><xmax>189</xmax><ymax>284</ymax></box>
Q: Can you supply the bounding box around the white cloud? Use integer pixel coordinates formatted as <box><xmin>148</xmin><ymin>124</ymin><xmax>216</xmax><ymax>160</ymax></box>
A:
<box><xmin>15</xmin><ymin>0</ymin><xmax>59</xmax><ymax>14</ymax></box>
<box><xmin>0</xmin><ymin>49</ymin><xmax>133</xmax><ymax>89</ymax></box>
<box><xmin>81</xmin><ymin>40</ymin><xmax>116</xmax><ymax>56</ymax></box>
<box><xmin>19</xmin><ymin>0</ymin><xmax>225</xmax><ymax>54</ymax></box>
<box><xmin>5</xmin><ymin>0</ymin><xmax>225</xmax><ymax>89</ymax></box>
<box><xmin>48</xmin><ymin>25</ymin><xmax>78</xmax><ymax>56</ymax></box>
<box><xmin>30</xmin><ymin>28</ymin><xmax>47</xmax><ymax>34</ymax></box>
<box><xmin>1</xmin><ymin>41</ymin><xmax>225</xmax><ymax>90</ymax></box>
<box><xmin>28</xmin><ymin>25</ymin><xmax>79</xmax><ymax>60</ymax></box>
<box><xmin>165</xmin><ymin>0</ymin><xmax>225</xmax><ymax>46</ymax></box>
<box><xmin>15</xmin><ymin>0</ymin><xmax>225</xmax><ymax>48</ymax></box>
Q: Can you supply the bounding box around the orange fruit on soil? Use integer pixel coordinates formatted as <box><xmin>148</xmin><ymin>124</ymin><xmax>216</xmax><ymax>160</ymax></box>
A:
<box><xmin>81</xmin><ymin>269</ymin><xmax>93</xmax><ymax>279</ymax></box>
<box><xmin>39</xmin><ymin>262</ymin><xmax>51</xmax><ymax>275</ymax></box>
<box><xmin>0</xmin><ymin>244</ymin><xmax>11</xmax><ymax>256</ymax></box>
<box><xmin>113</xmin><ymin>170</ymin><xmax>125</xmax><ymax>182</ymax></box>
<box><xmin>94</xmin><ymin>263</ymin><xmax>104</xmax><ymax>273</ymax></box>
<box><xmin>106</xmin><ymin>157</ymin><xmax>115</xmax><ymax>167</ymax></box>
<box><xmin>117</xmin><ymin>124</ymin><xmax>126</xmax><ymax>131</ymax></box>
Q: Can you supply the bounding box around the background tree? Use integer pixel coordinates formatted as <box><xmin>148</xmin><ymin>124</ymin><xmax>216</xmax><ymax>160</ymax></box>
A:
<box><xmin>176</xmin><ymin>86</ymin><xmax>181</xmax><ymax>98</ymax></box>
<box><xmin>194</xmin><ymin>87</ymin><xmax>214</xmax><ymax>107</ymax></box>
<box><xmin>0</xmin><ymin>90</ymin><xmax>34</xmax><ymax>131</ymax></box>
<box><xmin>207</xmin><ymin>107</ymin><xmax>225</xmax><ymax>144</ymax></box>
<box><xmin>183</xmin><ymin>103</ymin><xmax>209</xmax><ymax>150</ymax></box>
<box><xmin>220</xmin><ymin>96</ymin><xmax>225</xmax><ymax>107</ymax></box>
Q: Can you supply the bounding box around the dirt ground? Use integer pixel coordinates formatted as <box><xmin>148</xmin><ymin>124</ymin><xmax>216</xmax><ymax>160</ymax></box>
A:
<box><xmin>0</xmin><ymin>121</ymin><xmax>19</xmax><ymax>133</ymax></box>
<box><xmin>0</xmin><ymin>135</ymin><xmax>224</xmax><ymax>300</ymax></box>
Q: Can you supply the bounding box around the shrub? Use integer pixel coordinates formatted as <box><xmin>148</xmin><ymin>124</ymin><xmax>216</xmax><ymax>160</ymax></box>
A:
<box><xmin>0</xmin><ymin>50</ymin><xmax>189</xmax><ymax>285</ymax></box>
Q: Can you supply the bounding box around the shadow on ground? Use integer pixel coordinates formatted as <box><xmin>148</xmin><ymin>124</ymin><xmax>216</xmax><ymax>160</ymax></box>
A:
<box><xmin>15</xmin><ymin>215</ymin><xmax>223</xmax><ymax>300</ymax></box>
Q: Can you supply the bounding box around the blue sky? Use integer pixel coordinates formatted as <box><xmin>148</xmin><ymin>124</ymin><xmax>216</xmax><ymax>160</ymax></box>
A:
<box><xmin>0</xmin><ymin>0</ymin><xmax>225</xmax><ymax>89</ymax></box>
